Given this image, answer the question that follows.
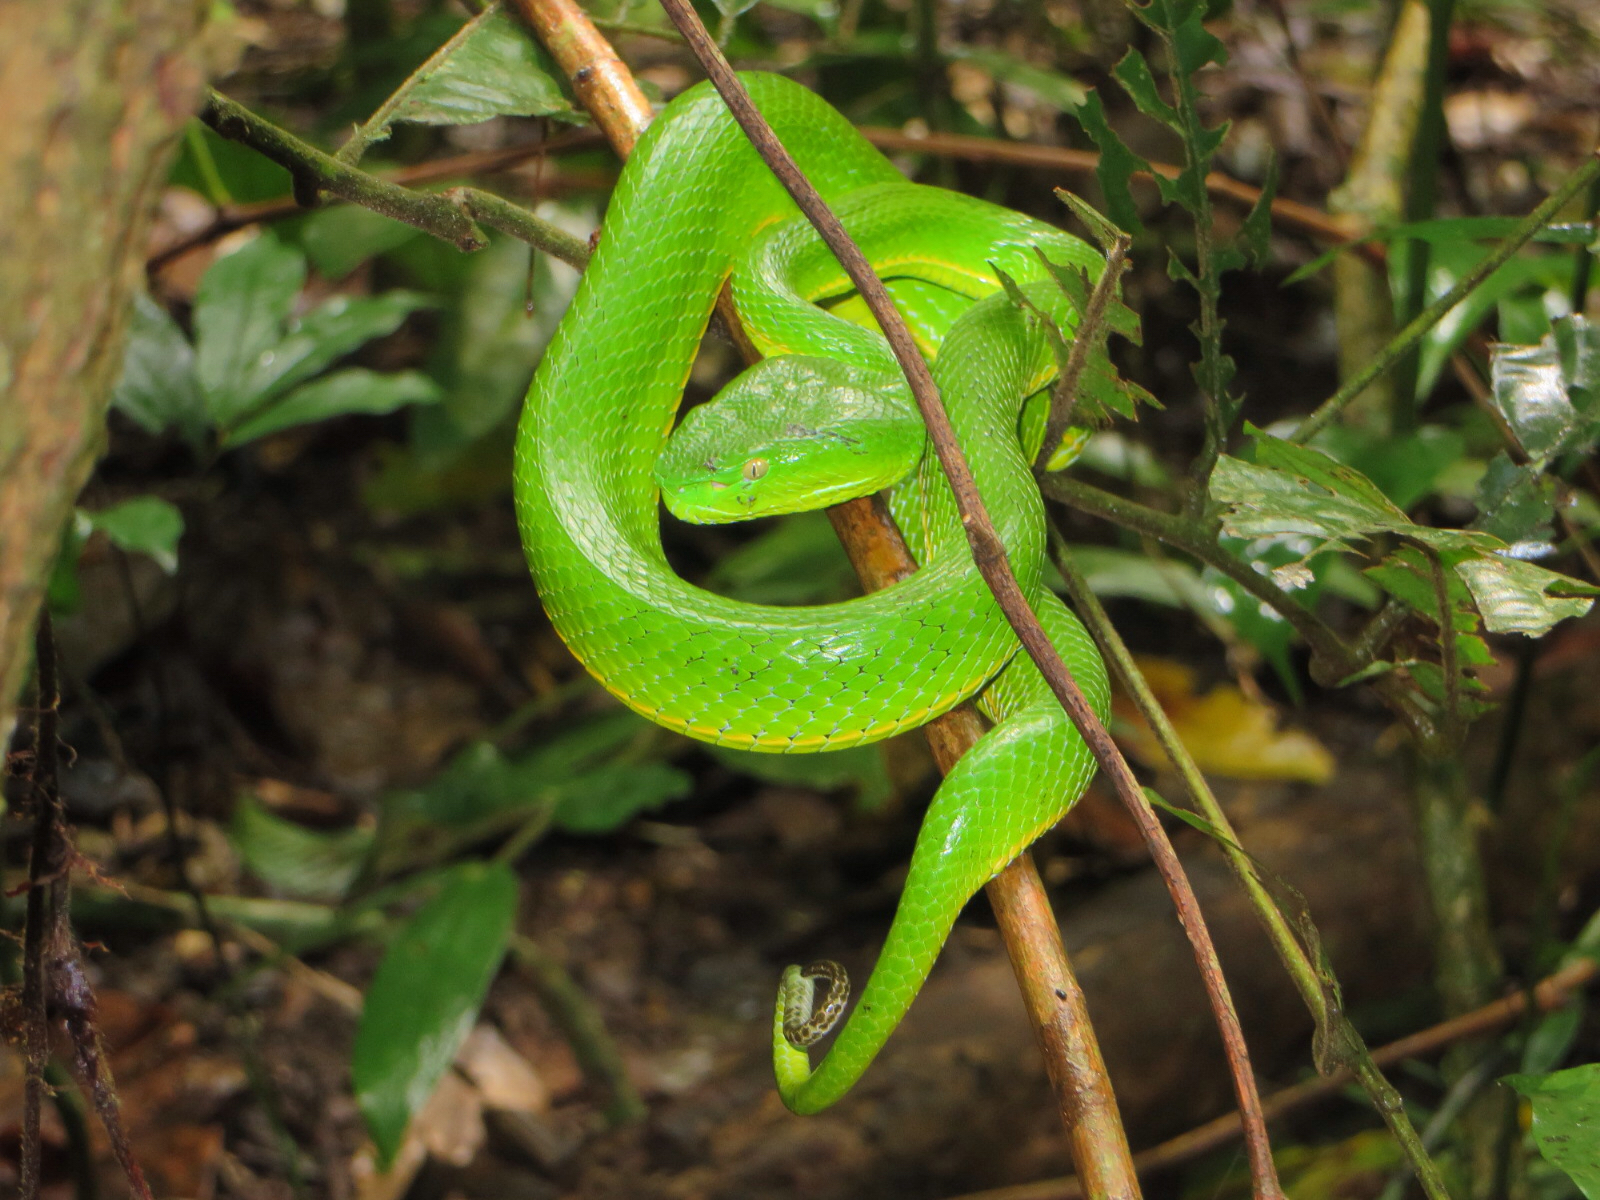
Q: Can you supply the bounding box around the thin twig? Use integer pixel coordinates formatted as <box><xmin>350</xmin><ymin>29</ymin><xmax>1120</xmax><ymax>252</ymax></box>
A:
<box><xmin>651</xmin><ymin>6</ymin><xmax>1280</xmax><ymax>1195</ymax></box>
<box><xmin>1293</xmin><ymin>148</ymin><xmax>1600</xmax><ymax>442</ymax></box>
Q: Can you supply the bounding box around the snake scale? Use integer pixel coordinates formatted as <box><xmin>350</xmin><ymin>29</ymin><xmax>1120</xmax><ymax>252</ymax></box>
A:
<box><xmin>514</xmin><ymin>72</ymin><xmax>1110</xmax><ymax>1114</ymax></box>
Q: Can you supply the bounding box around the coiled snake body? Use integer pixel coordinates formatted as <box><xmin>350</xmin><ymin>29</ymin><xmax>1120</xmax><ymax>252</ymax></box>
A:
<box><xmin>515</xmin><ymin>72</ymin><xmax>1109</xmax><ymax>1113</ymax></box>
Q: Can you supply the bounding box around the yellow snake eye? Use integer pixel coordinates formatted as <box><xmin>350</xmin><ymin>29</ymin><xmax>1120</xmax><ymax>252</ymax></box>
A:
<box><xmin>742</xmin><ymin>458</ymin><xmax>769</xmax><ymax>481</ymax></box>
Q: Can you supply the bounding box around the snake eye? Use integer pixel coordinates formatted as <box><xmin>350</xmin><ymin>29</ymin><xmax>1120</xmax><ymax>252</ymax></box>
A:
<box><xmin>742</xmin><ymin>458</ymin><xmax>769</xmax><ymax>481</ymax></box>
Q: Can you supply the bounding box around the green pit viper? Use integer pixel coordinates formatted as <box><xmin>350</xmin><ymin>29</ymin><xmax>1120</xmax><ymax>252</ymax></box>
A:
<box><xmin>514</xmin><ymin>72</ymin><xmax>1110</xmax><ymax>1114</ymax></box>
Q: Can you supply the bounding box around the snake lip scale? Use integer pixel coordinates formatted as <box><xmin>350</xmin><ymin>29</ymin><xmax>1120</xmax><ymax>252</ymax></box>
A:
<box><xmin>515</xmin><ymin>72</ymin><xmax>1110</xmax><ymax>1114</ymax></box>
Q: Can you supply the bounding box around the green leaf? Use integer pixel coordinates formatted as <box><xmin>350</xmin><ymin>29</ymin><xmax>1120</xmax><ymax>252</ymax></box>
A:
<box><xmin>1472</xmin><ymin>454</ymin><xmax>1554</xmax><ymax>548</ymax></box>
<box><xmin>1489</xmin><ymin>316</ymin><xmax>1600</xmax><ymax>464</ymax></box>
<box><xmin>551</xmin><ymin>763</ymin><xmax>693</xmax><ymax>833</ymax></box>
<box><xmin>1314</xmin><ymin>424</ymin><xmax>1467</xmax><ymax>510</ymax></box>
<box><xmin>293</xmin><ymin>205</ymin><xmax>421</xmax><ymax>280</ymax></box>
<box><xmin>1454</xmin><ymin>554</ymin><xmax>1596</xmax><ymax>637</ymax></box>
<box><xmin>84</xmin><ymin>497</ymin><xmax>185</xmax><ymax>574</ymax></box>
<box><xmin>113</xmin><ymin>293</ymin><xmax>208</xmax><ymax>450</ymax></box>
<box><xmin>1074</xmin><ymin>90</ymin><xmax>1149</xmax><ymax>234</ymax></box>
<box><xmin>384</xmin><ymin>5</ymin><xmax>578</xmax><ymax>134</ymax></box>
<box><xmin>238</xmin><ymin>292</ymin><xmax>433</xmax><ymax>407</ymax></box>
<box><xmin>1415</xmin><ymin>240</ymin><xmax>1573</xmax><ymax>399</ymax></box>
<box><xmin>222</xmin><ymin>368</ymin><xmax>441</xmax><ymax>446</ymax></box>
<box><xmin>1111</xmin><ymin>49</ymin><xmax>1178</xmax><ymax>130</ymax></box>
<box><xmin>1053</xmin><ymin>189</ymin><xmax>1125</xmax><ymax>255</ymax></box>
<box><xmin>1164</xmin><ymin>0</ymin><xmax>1227</xmax><ymax>76</ymax></box>
<box><xmin>353</xmin><ymin>862</ymin><xmax>518</xmax><ymax>1167</ymax></box>
<box><xmin>1504</xmin><ymin>1063</ymin><xmax>1600</xmax><ymax>1198</ymax></box>
<box><xmin>194</xmin><ymin>233</ymin><xmax>308</xmax><ymax>424</ymax></box>
<box><xmin>230</xmin><ymin>794</ymin><xmax>372</xmax><ymax>901</ymax></box>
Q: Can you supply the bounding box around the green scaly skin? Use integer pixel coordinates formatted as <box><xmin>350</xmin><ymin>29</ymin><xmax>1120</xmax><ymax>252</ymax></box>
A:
<box><xmin>514</xmin><ymin>73</ymin><xmax>1110</xmax><ymax>1114</ymax></box>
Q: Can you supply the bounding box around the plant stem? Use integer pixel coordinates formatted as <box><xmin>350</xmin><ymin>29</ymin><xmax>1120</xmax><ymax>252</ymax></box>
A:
<box><xmin>1294</xmin><ymin>148</ymin><xmax>1600</xmax><ymax>442</ymax></box>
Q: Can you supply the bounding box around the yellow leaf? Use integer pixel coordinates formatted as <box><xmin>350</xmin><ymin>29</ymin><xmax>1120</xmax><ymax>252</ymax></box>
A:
<box><xmin>1113</xmin><ymin>657</ymin><xmax>1334</xmax><ymax>784</ymax></box>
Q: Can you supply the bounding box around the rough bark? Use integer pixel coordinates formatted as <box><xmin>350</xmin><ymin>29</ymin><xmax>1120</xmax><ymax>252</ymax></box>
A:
<box><xmin>0</xmin><ymin>0</ymin><xmax>209</xmax><ymax>751</ymax></box>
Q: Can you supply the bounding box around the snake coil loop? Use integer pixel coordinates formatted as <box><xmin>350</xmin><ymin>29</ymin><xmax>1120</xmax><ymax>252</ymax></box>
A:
<box><xmin>780</xmin><ymin>960</ymin><xmax>851</xmax><ymax>1048</ymax></box>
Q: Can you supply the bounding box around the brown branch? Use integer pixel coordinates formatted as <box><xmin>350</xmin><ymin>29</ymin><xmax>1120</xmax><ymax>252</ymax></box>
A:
<box><xmin>942</xmin><ymin>955</ymin><xmax>1598</xmax><ymax>1200</ymax></box>
<box><xmin>859</xmin><ymin>126</ymin><xmax>1382</xmax><ymax>264</ymax></box>
<box><xmin>651</xmin><ymin>7</ymin><xmax>1278</xmax><ymax>1197</ymax></box>
<box><xmin>508</xmin><ymin>0</ymin><xmax>654</xmax><ymax>156</ymax></box>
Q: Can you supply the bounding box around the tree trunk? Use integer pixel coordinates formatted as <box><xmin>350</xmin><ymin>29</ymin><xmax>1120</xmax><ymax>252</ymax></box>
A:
<box><xmin>0</xmin><ymin>0</ymin><xmax>208</xmax><ymax>749</ymax></box>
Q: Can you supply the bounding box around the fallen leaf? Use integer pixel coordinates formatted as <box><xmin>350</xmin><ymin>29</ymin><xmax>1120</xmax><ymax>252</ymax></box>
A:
<box><xmin>1113</xmin><ymin>658</ymin><xmax>1335</xmax><ymax>784</ymax></box>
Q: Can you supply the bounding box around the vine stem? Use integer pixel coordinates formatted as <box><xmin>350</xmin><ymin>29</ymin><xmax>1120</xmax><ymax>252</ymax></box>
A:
<box><xmin>648</xmin><ymin>3</ymin><xmax>1281</xmax><ymax>1196</ymax></box>
<box><xmin>513</xmin><ymin>0</ymin><xmax>1139</xmax><ymax>1188</ymax></box>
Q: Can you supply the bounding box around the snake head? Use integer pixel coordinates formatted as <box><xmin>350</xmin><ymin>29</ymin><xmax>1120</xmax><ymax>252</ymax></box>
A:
<box><xmin>655</xmin><ymin>355</ymin><xmax>923</xmax><ymax>525</ymax></box>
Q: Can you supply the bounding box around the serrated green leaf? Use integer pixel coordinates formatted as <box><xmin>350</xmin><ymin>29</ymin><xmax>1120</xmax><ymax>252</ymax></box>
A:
<box><xmin>1248</xmin><ymin>428</ymin><xmax>1413</xmax><ymax>518</ymax></box>
<box><xmin>1504</xmin><ymin>1064</ymin><xmax>1600</xmax><ymax>1198</ymax></box>
<box><xmin>222</xmin><ymin>368</ymin><xmax>441</xmax><ymax>446</ymax></box>
<box><xmin>1053</xmin><ymin>189</ymin><xmax>1124</xmax><ymax>253</ymax></box>
<box><xmin>383</xmin><ymin>5</ymin><xmax>578</xmax><ymax>134</ymax></box>
<box><xmin>113</xmin><ymin>293</ymin><xmax>208</xmax><ymax>451</ymax></box>
<box><xmin>1454</xmin><ymin>554</ymin><xmax>1596</xmax><ymax>636</ymax></box>
<box><xmin>84</xmin><ymin>497</ymin><xmax>185</xmax><ymax>575</ymax></box>
<box><xmin>1210</xmin><ymin>456</ymin><xmax>1392</xmax><ymax>547</ymax></box>
<box><xmin>231</xmin><ymin>794</ymin><xmax>372</xmax><ymax>901</ymax></box>
<box><xmin>1112</xmin><ymin>50</ymin><xmax>1178</xmax><ymax>129</ymax></box>
<box><xmin>194</xmin><ymin>233</ymin><xmax>308</xmax><ymax>424</ymax></box>
<box><xmin>238</xmin><ymin>292</ymin><xmax>433</xmax><ymax>407</ymax></box>
<box><xmin>354</xmin><ymin>862</ymin><xmax>518</xmax><ymax>1167</ymax></box>
<box><xmin>1075</xmin><ymin>90</ymin><xmax>1149</xmax><ymax>234</ymax></box>
<box><xmin>1314</xmin><ymin>424</ymin><xmax>1467</xmax><ymax>511</ymax></box>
